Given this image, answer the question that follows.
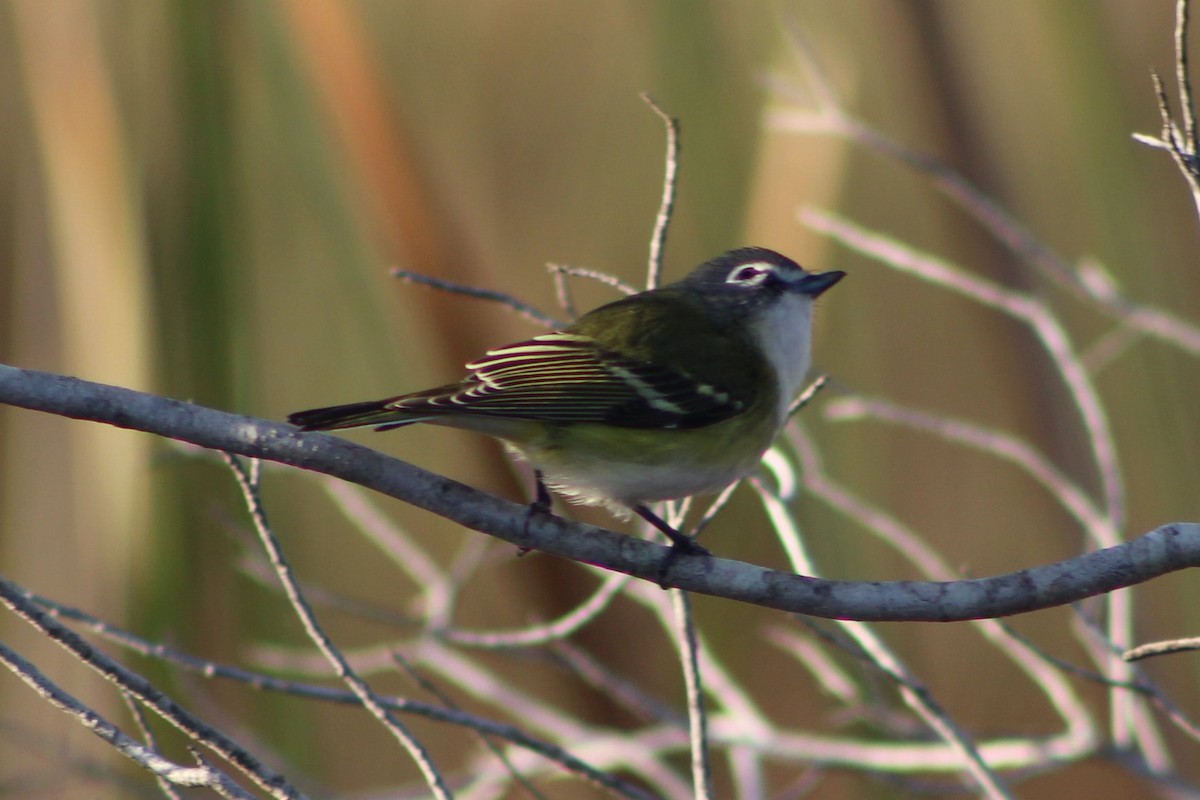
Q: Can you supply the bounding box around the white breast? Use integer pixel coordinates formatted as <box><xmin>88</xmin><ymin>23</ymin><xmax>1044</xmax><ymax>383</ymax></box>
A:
<box><xmin>748</xmin><ymin>293</ymin><xmax>815</xmax><ymax>422</ymax></box>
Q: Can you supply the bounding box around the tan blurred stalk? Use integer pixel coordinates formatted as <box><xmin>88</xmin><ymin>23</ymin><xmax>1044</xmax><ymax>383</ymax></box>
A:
<box><xmin>4</xmin><ymin>3</ymin><xmax>152</xmax><ymax>796</ymax></box>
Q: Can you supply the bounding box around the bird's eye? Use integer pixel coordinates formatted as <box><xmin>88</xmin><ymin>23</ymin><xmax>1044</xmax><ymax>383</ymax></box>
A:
<box><xmin>727</xmin><ymin>263</ymin><xmax>772</xmax><ymax>285</ymax></box>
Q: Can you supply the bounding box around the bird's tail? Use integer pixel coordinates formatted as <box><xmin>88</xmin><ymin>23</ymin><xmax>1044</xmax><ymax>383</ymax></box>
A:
<box><xmin>287</xmin><ymin>399</ymin><xmax>424</xmax><ymax>432</ymax></box>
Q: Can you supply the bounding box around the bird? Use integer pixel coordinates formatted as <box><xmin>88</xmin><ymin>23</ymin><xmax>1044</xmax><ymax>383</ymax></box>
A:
<box><xmin>289</xmin><ymin>247</ymin><xmax>844</xmax><ymax>558</ymax></box>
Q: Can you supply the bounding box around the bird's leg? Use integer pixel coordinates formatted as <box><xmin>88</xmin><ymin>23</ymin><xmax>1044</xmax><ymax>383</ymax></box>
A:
<box><xmin>633</xmin><ymin>504</ymin><xmax>712</xmax><ymax>587</ymax></box>
<box><xmin>531</xmin><ymin>470</ymin><xmax>553</xmax><ymax>516</ymax></box>
<box><xmin>518</xmin><ymin>470</ymin><xmax>554</xmax><ymax>555</ymax></box>
<box><xmin>633</xmin><ymin>504</ymin><xmax>710</xmax><ymax>554</ymax></box>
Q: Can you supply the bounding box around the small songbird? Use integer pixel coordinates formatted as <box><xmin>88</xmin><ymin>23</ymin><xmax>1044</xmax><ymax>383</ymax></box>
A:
<box><xmin>289</xmin><ymin>247</ymin><xmax>844</xmax><ymax>555</ymax></box>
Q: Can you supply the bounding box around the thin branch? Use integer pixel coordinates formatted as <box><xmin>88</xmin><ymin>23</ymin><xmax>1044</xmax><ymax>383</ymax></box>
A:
<box><xmin>671</xmin><ymin>590</ymin><xmax>713</xmax><ymax>800</ymax></box>
<box><xmin>803</xmin><ymin>622</ymin><xmax>1014</xmax><ymax>800</ymax></box>
<box><xmin>439</xmin><ymin>571</ymin><xmax>629</xmax><ymax>648</ymax></box>
<box><xmin>641</xmin><ymin>93</ymin><xmax>680</xmax><ymax>289</ymax></box>
<box><xmin>549</xmin><ymin>640</ymin><xmax>684</xmax><ymax>725</ymax></box>
<box><xmin>1060</xmin><ymin>611</ymin><xmax>1168</xmax><ymax>769</ymax></box>
<box><xmin>1134</xmin><ymin>0</ymin><xmax>1200</xmax><ymax>217</ymax></box>
<box><xmin>823</xmin><ymin>394</ymin><xmax>1108</xmax><ymax>536</ymax></box>
<box><xmin>752</xmin><ymin>481</ymin><xmax>1013</xmax><ymax>800</ymax></box>
<box><xmin>787</xmin><ymin>425</ymin><xmax>1100</xmax><ymax>753</ymax></box>
<box><xmin>773</xmin><ymin>44</ymin><xmax>1200</xmax><ymax>354</ymax></box>
<box><xmin>796</xmin><ymin>210</ymin><xmax>1143</xmax><ymax>741</ymax></box>
<box><xmin>992</xmin><ymin>623</ymin><xmax>1200</xmax><ymax>744</ymax></box>
<box><xmin>391</xmin><ymin>268</ymin><xmax>564</xmax><ymax>329</ymax></box>
<box><xmin>0</xmin><ymin>643</ymin><xmax>257</xmax><ymax>800</ymax></box>
<box><xmin>1176</xmin><ymin>0</ymin><xmax>1197</xmax><ymax>148</ymax></box>
<box><xmin>1125</xmin><ymin>636</ymin><xmax>1200</xmax><ymax>662</ymax></box>
<box><xmin>119</xmin><ymin>692</ymin><xmax>186</xmax><ymax>800</ymax></box>
<box><xmin>690</xmin><ymin>480</ymin><xmax>742</xmax><ymax>540</ymax></box>
<box><xmin>221</xmin><ymin>454</ymin><xmax>455</xmax><ymax>800</ymax></box>
<box><xmin>546</xmin><ymin>263</ymin><xmax>640</xmax><ymax>321</ymax></box>
<box><xmin>14</xmin><ymin>566</ymin><xmax>696</xmax><ymax>797</ymax></box>
<box><xmin>786</xmin><ymin>374</ymin><xmax>829</xmax><ymax>417</ymax></box>
<box><xmin>391</xmin><ymin>652</ymin><xmax>549</xmax><ymax>800</ymax></box>
<box><xmin>801</xmin><ymin>209</ymin><xmax>1127</xmax><ymax>537</ymax></box>
<box><xmin>788</xmin><ymin>209</ymin><xmax>1147</xmax><ymax>746</ymax></box>
<box><xmin>764</xmin><ymin>626</ymin><xmax>861</xmax><ymax>707</ymax></box>
<box><xmin>1139</xmin><ymin>70</ymin><xmax>1200</xmax><ymax>217</ymax></box>
<box><xmin>547</xmin><ymin>264</ymin><xmax>640</xmax><ymax>297</ymax></box>
<box><xmin>0</xmin><ymin>577</ymin><xmax>304</xmax><ymax>799</ymax></box>
<box><xmin>315</xmin><ymin>478</ymin><xmax>456</xmax><ymax>626</ymax></box>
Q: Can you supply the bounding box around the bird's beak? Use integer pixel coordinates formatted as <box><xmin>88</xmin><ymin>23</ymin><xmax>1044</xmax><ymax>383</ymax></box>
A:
<box><xmin>794</xmin><ymin>270</ymin><xmax>846</xmax><ymax>297</ymax></box>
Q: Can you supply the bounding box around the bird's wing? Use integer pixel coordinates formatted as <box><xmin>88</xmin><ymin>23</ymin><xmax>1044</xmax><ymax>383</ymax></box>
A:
<box><xmin>388</xmin><ymin>332</ymin><xmax>747</xmax><ymax>429</ymax></box>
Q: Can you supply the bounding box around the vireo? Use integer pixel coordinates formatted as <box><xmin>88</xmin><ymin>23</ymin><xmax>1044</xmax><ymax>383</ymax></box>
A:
<box><xmin>289</xmin><ymin>247</ymin><xmax>844</xmax><ymax>555</ymax></box>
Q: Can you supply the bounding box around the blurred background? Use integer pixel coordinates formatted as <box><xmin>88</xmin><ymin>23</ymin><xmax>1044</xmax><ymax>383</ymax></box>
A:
<box><xmin>1</xmin><ymin>1</ymin><xmax>1198</xmax><ymax>797</ymax></box>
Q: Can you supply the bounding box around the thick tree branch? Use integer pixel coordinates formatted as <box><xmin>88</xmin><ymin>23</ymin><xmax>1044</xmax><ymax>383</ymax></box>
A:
<box><xmin>2</xmin><ymin>363</ymin><xmax>1197</xmax><ymax>622</ymax></box>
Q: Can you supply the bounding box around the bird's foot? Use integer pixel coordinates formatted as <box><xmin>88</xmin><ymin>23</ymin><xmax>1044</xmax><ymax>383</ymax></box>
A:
<box><xmin>633</xmin><ymin>504</ymin><xmax>712</xmax><ymax>588</ymax></box>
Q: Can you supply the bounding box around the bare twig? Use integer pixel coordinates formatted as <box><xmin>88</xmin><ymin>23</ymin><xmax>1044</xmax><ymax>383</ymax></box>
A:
<box><xmin>775</xmin><ymin>40</ymin><xmax>1200</xmax><ymax>355</ymax></box>
<box><xmin>27</xmin><ymin>586</ymin><xmax>655</xmax><ymax>795</ymax></box>
<box><xmin>549</xmin><ymin>640</ymin><xmax>684</xmax><ymax>725</ymax></box>
<box><xmin>547</xmin><ymin>263</ymin><xmax>640</xmax><ymax>297</ymax></box>
<box><xmin>796</xmin><ymin>209</ymin><xmax>1149</xmax><ymax>744</ymax></box>
<box><xmin>802</xmin><ymin>209</ymin><xmax>1127</xmax><ymax>532</ymax></box>
<box><xmin>1125</xmin><ymin>636</ymin><xmax>1200</xmax><ymax>663</ymax></box>
<box><xmin>640</xmin><ymin>93</ymin><xmax>681</xmax><ymax>289</ymax></box>
<box><xmin>0</xmin><ymin>578</ymin><xmax>304</xmax><ymax>799</ymax></box>
<box><xmin>1134</xmin><ymin>0</ymin><xmax>1200</xmax><ymax>215</ymax></box>
<box><xmin>221</xmin><ymin>454</ymin><xmax>455</xmax><ymax>800</ymax></box>
<box><xmin>751</xmin><ymin>481</ymin><xmax>1012</xmax><ymax>799</ymax></box>
<box><xmin>546</xmin><ymin>263</ymin><xmax>640</xmax><ymax>321</ymax></box>
<box><xmin>315</xmin><ymin>478</ymin><xmax>457</xmax><ymax>625</ymax></box>
<box><xmin>823</xmin><ymin>394</ymin><xmax>1107</xmax><ymax>535</ymax></box>
<box><xmin>391</xmin><ymin>268</ymin><xmax>564</xmax><ymax>329</ymax></box>
<box><xmin>993</xmin><ymin>622</ymin><xmax>1200</xmax><ymax>744</ymax></box>
<box><xmin>787</xmin><ymin>374</ymin><xmax>829</xmax><ymax>417</ymax></box>
<box><xmin>786</xmin><ymin>426</ymin><xmax>1099</xmax><ymax>757</ymax></box>
<box><xmin>1176</xmin><ymin>0</ymin><xmax>1197</xmax><ymax>147</ymax></box>
<box><xmin>0</xmin><ymin>643</ymin><xmax>258</xmax><ymax>800</ymax></box>
<box><xmin>439</xmin><ymin>571</ymin><xmax>628</xmax><ymax>648</ymax></box>
<box><xmin>391</xmin><ymin>652</ymin><xmax>549</xmax><ymax>800</ymax></box>
<box><xmin>671</xmin><ymin>590</ymin><xmax>713</xmax><ymax>800</ymax></box>
<box><xmin>119</xmin><ymin>692</ymin><xmax>186</xmax><ymax>800</ymax></box>
<box><xmin>690</xmin><ymin>480</ymin><xmax>742</xmax><ymax>539</ymax></box>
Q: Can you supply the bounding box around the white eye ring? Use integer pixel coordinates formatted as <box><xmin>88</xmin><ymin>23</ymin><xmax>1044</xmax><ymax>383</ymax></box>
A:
<box><xmin>726</xmin><ymin>263</ymin><xmax>772</xmax><ymax>285</ymax></box>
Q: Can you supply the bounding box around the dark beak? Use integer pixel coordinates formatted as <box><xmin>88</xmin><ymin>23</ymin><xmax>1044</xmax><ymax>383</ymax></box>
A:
<box><xmin>796</xmin><ymin>270</ymin><xmax>846</xmax><ymax>297</ymax></box>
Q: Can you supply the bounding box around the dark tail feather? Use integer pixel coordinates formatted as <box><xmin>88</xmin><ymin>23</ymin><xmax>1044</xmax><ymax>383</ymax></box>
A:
<box><xmin>287</xmin><ymin>399</ymin><xmax>421</xmax><ymax>432</ymax></box>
